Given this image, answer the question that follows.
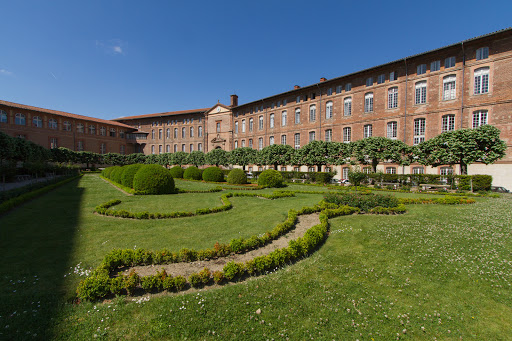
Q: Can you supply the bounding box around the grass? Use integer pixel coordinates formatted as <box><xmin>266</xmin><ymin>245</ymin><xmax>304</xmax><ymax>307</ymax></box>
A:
<box><xmin>0</xmin><ymin>174</ymin><xmax>510</xmax><ymax>340</ymax></box>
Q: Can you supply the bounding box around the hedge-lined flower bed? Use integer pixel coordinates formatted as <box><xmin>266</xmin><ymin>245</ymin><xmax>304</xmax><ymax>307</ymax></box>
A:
<box><xmin>398</xmin><ymin>196</ymin><xmax>476</xmax><ymax>205</ymax></box>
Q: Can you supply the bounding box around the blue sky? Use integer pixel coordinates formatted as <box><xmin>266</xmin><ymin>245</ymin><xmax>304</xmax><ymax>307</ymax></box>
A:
<box><xmin>1</xmin><ymin>0</ymin><xmax>510</xmax><ymax>120</ymax></box>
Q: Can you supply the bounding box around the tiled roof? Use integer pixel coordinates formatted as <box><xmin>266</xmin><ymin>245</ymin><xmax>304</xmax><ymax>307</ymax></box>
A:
<box><xmin>113</xmin><ymin>108</ymin><xmax>210</xmax><ymax>121</ymax></box>
<box><xmin>0</xmin><ymin>100</ymin><xmax>135</xmax><ymax>129</ymax></box>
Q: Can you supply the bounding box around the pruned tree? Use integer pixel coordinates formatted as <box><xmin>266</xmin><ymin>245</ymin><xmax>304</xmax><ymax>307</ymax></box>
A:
<box><xmin>229</xmin><ymin>147</ymin><xmax>257</xmax><ymax>170</ymax></box>
<box><xmin>257</xmin><ymin>144</ymin><xmax>294</xmax><ymax>170</ymax></box>
<box><xmin>293</xmin><ymin>140</ymin><xmax>330</xmax><ymax>172</ymax></box>
<box><xmin>352</xmin><ymin>137</ymin><xmax>409</xmax><ymax>173</ymax></box>
<box><xmin>171</xmin><ymin>151</ymin><xmax>189</xmax><ymax>166</ymax></box>
<box><xmin>205</xmin><ymin>148</ymin><xmax>229</xmax><ymax>167</ymax></box>
<box><xmin>187</xmin><ymin>151</ymin><xmax>206</xmax><ymax>167</ymax></box>
<box><xmin>326</xmin><ymin>141</ymin><xmax>352</xmax><ymax>166</ymax></box>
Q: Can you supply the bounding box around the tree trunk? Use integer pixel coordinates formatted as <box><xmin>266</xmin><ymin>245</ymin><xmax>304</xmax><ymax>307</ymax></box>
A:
<box><xmin>460</xmin><ymin>162</ymin><xmax>468</xmax><ymax>175</ymax></box>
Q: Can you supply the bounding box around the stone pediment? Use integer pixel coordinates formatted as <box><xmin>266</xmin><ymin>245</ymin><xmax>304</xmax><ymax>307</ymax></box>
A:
<box><xmin>211</xmin><ymin>134</ymin><xmax>226</xmax><ymax>143</ymax></box>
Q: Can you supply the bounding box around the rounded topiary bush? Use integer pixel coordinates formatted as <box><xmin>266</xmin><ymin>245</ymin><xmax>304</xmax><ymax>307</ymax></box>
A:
<box><xmin>183</xmin><ymin>166</ymin><xmax>202</xmax><ymax>180</ymax></box>
<box><xmin>169</xmin><ymin>166</ymin><xmax>185</xmax><ymax>179</ymax></box>
<box><xmin>109</xmin><ymin>166</ymin><xmax>124</xmax><ymax>183</ymax></box>
<box><xmin>102</xmin><ymin>166</ymin><xmax>115</xmax><ymax>179</ymax></box>
<box><xmin>257</xmin><ymin>169</ymin><xmax>284</xmax><ymax>188</ymax></box>
<box><xmin>121</xmin><ymin>164</ymin><xmax>144</xmax><ymax>188</ymax></box>
<box><xmin>133</xmin><ymin>164</ymin><xmax>175</xmax><ymax>194</ymax></box>
<box><xmin>227</xmin><ymin>169</ymin><xmax>247</xmax><ymax>184</ymax></box>
<box><xmin>202</xmin><ymin>166</ymin><xmax>224</xmax><ymax>182</ymax></box>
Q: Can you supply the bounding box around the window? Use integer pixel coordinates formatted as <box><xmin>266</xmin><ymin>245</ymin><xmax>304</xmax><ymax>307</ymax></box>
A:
<box><xmin>100</xmin><ymin>143</ymin><xmax>106</xmax><ymax>154</ymax></box>
<box><xmin>364</xmin><ymin>93</ymin><xmax>373</xmax><ymax>113</ymax></box>
<box><xmin>309</xmin><ymin>131</ymin><xmax>316</xmax><ymax>142</ymax></box>
<box><xmin>270</xmin><ymin>114</ymin><xmax>275</xmax><ymax>128</ymax></box>
<box><xmin>242</xmin><ymin>119</ymin><xmax>246</xmax><ymax>132</ymax></box>
<box><xmin>89</xmin><ymin>125</ymin><xmax>96</xmax><ymax>135</ymax></box>
<box><xmin>198</xmin><ymin>126</ymin><xmax>203</xmax><ymax>137</ymax></box>
<box><xmin>364</xmin><ymin>124</ymin><xmax>373</xmax><ymax>138</ymax></box>
<box><xmin>198</xmin><ymin>143</ymin><xmax>203</xmax><ymax>151</ymax></box>
<box><xmin>283</xmin><ymin>99</ymin><xmax>287</xmax><ymax>106</ymax></box>
<box><xmin>311</xmin><ymin>93</ymin><xmax>316</xmax><ymax>100</ymax></box>
<box><xmin>258</xmin><ymin>137</ymin><xmax>263</xmax><ymax>150</ymax></box>
<box><xmin>325</xmin><ymin>101</ymin><xmax>333</xmax><ymax>119</ymax></box>
<box><xmin>249</xmin><ymin>118</ymin><xmax>254</xmax><ymax>131</ymax></box>
<box><xmin>234</xmin><ymin>140</ymin><xmax>238</xmax><ymax>149</ymax></box>
<box><xmin>277</xmin><ymin>100</ymin><xmax>281</xmax><ymax>107</ymax></box>
<box><xmin>174</xmin><ymin>144</ymin><xmax>178</xmax><ymax>152</ymax></box>
<box><xmin>182</xmin><ymin>127</ymin><xmax>186</xmax><ymax>138</ymax></box>
<box><xmin>377</xmin><ymin>74</ymin><xmax>385</xmax><ymax>84</ymax></box>
<box><xmin>325</xmin><ymin>129</ymin><xmax>332</xmax><ymax>142</ymax></box>
<box><xmin>390</xmin><ymin>71</ymin><xmax>397</xmax><ymax>81</ymax></box>
<box><xmin>308</xmin><ymin>167</ymin><xmax>316</xmax><ymax>173</ymax></box>
<box><xmin>415</xmin><ymin>81</ymin><xmax>427</xmax><ymax>105</ymax></box>
<box><xmin>442</xmin><ymin>114</ymin><xmax>455</xmax><ymax>132</ymax></box>
<box><xmin>120</xmin><ymin>131</ymin><xmax>125</xmax><ymax>138</ymax></box>
<box><xmin>110</xmin><ymin>128</ymin><xmax>117</xmax><ymax>137</ymax></box>
<box><xmin>417</xmin><ymin>64</ymin><xmax>427</xmax><ymax>75</ymax></box>
<box><xmin>327</xmin><ymin>88</ymin><xmax>332</xmax><ymax>96</ymax></box>
<box><xmin>159</xmin><ymin>145</ymin><xmax>163</xmax><ymax>154</ymax></box>
<box><xmin>440</xmin><ymin>167</ymin><xmax>453</xmax><ymax>176</ymax></box>
<box><xmin>412</xmin><ymin>167</ymin><xmax>424</xmax><ymax>174</ymax></box>
<box><xmin>258</xmin><ymin>116</ymin><xmax>264</xmax><ymax>130</ymax></box>
<box><xmin>190</xmin><ymin>127</ymin><xmax>194</xmax><ymax>137</ymax></box>
<box><xmin>166</xmin><ymin>145</ymin><xmax>170</xmax><ymax>153</ymax></box>
<box><xmin>32</xmin><ymin>116</ymin><xmax>42</xmax><ymax>128</ymax></box>
<box><xmin>119</xmin><ymin>145</ymin><xmax>125</xmax><ymax>155</ymax></box>
<box><xmin>77</xmin><ymin>140</ymin><xmax>84</xmax><ymax>151</ymax></box>
<box><xmin>342</xmin><ymin>167</ymin><xmax>349</xmax><ymax>179</ymax></box>
<box><xmin>387</xmin><ymin>121</ymin><xmax>397</xmax><ymax>139</ymax></box>
<box><xmin>295</xmin><ymin>109</ymin><xmax>300</xmax><ymax>124</ymax></box>
<box><xmin>166</xmin><ymin>128</ymin><xmax>170</xmax><ymax>138</ymax></box>
<box><xmin>443</xmin><ymin>75</ymin><xmax>456</xmax><ymax>100</ymax></box>
<box><xmin>0</xmin><ymin>110</ymin><xmax>7</xmax><ymax>123</ymax></box>
<box><xmin>296</xmin><ymin>95</ymin><xmax>300</xmax><ymax>103</ymax></box>
<box><xmin>309</xmin><ymin>105</ymin><xmax>316</xmax><ymax>121</ymax></box>
<box><xmin>336</xmin><ymin>85</ymin><xmax>342</xmax><ymax>93</ymax></box>
<box><xmin>269</xmin><ymin>136</ymin><xmax>274</xmax><ymax>145</ymax></box>
<box><xmin>182</xmin><ymin>144</ymin><xmax>186</xmax><ymax>152</ymax></box>
<box><xmin>100</xmin><ymin>127</ymin><xmax>106</xmax><ymax>136</ymax></box>
<box><xmin>241</xmin><ymin>140</ymin><xmax>246</xmax><ymax>147</ymax></box>
<box><xmin>343</xmin><ymin>127</ymin><xmax>351</xmax><ymax>143</ymax></box>
<box><xmin>413</xmin><ymin>118</ymin><xmax>426</xmax><ymax>145</ymax></box>
<box><xmin>363</xmin><ymin>167</ymin><xmax>372</xmax><ymax>174</ymax></box>
<box><xmin>386</xmin><ymin>167</ymin><xmax>396</xmax><ymax>174</ymax></box>
<box><xmin>344</xmin><ymin>97</ymin><xmax>352</xmax><ymax>116</ymax></box>
<box><xmin>366</xmin><ymin>77</ymin><xmax>373</xmax><ymax>86</ymax></box>
<box><xmin>151</xmin><ymin>130</ymin><xmax>155</xmax><ymax>139</ymax></box>
<box><xmin>174</xmin><ymin>128</ymin><xmax>178</xmax><ymax>138</ymax></box>
<box><xmin>47</xmin><ymin>118</ymin><xmax>57</xmax><ymax>129</ymax></box>
<box><xmin>345</xmin><ymin>83</ymin><xmax>352</xmax><ymax>91</ymax></box>
<box><xmin>158</xmin><ymin>129</ymin><xmax>162</xmax><ymax>139</ymax></box>
<box><xmin>248</xmin><ymin>139</ymin><xmax>253</xmax><ymax>148</ymax></box>
<box><xmin>473</xmin><ymin>110</ymin><xmax>488</xmax><ymax>128</ymax></box>
<box><xmin>474</xmin><ymin>67</ymin><xmax>489</xmax><ymax>94</ymax></box>
<box><xmin>63</xmin><ymin>121</ymin><xmax>71</xmax><ymax>131</ymax></box>
<box><xmin>431</xmin><ymin>60</ymin><xmax>440</xmax><ymax>72</ymax></box>
<box><xmin>476</xmin><ymin>47</ymin><xmax>489</xmax><ymax>60</ymax></box>
<box><xmin>216</xmin><ymin>122</ymin><xmax>221</xmax><ymax>133</ymax></box>
<box><xmin>77</xmin><ymin>123</ymin><xmax>84</xmax><ymax>133</ymax></box>
<box><xmin>294</xmin><ymin>133</ymin><xmax>300</xmax><ymax>149</ymax></box>
<box><xmin>190</xmin><ymin>144</ymin><xmax>194</xmax><ymax>152</ymax></box>
<box><xmin>235</xmin><ymin>121</ymin><xmax>239</xmax><ymax>133</ymax></box>
<box><xmin>151</xmin><ymin>145</ymin><xmax>155</xmax><ymax>154</ymax></box>
<box><xmin>388</xmin><ymin>87</ymin><xmax>398</xmax><ymax>109</ymax></box>
<box><xmin>50</xmin><ymin>137</ymin><xmax>58</xmax><ymax>149</ymax></box>
<box><xmin>445</xmin><ymin>56</ymin><xmax>456</xmax><ymax>68</ymax></box>
<box><xmin>281</xmin><ymin>134</ymin><xmax>287</xmax><ymax>145</ymax></box>
<box><xmin>281</xmin><ymin>111</ymin><xmax>287</xmax><ymax>126</ymax></box>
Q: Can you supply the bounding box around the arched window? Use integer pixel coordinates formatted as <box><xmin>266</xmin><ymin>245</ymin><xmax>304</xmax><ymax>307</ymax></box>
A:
<box><xmin>258</xmin><ymin>116</ymin><xmax>264</xmax><ymax>130</ymax></box>
<box><xmin>235</xmin><ymin>121</ymin><xmax>239</xmax><ymax>133</ymax></box>
<box><xmin>364</xmin><ymin>93</ymin><xmax>373</xmax><ymax>112</ymax></box>
<box><xmin>47</xmin><ymin>118</ymin><xmax>57</xmax><ymax>129</ymax></box>
<box><xmin>198</xmin><ymin>126</ymin><xmax>203</xmax><ymax>137</ymax></box>
<box><xmin>443</xmin><ymin>75</ymin><xmax>456</xmax><ymax>100</ymax></box>
<box><xmin>309</xmin><ymin>131</ymin><xmax>316</xmax><ymax>142</ymax></box>
<box><xmin>174</xmin><ymin>128</ymin><xmax>178</xmax><ymax>138</ymax></box>
<box><xmin>242</xmin><ymin>119</ymin><xmax>246</xmax><ymax>132</ymax></box>
<box><xmin>15</xmin><ymin>113</ymin><xmax>26</xmax><ymax>125</ymax></box>
<box><xmin>258</xmin><ymin>137</ymin><xmax>263</xmax><ymax>150</ymax></box>
<box><xmin>32</xmin><ymin>116</ymin><xmax>42</xmax><ymax>128</ymax></box>
<box><xmin>309</xmin><ymin>105</ymin><xmax>316</xmax><ymax>121</ymax></box>
<box><xmin>325</xmin><ymin>129</ymin><xmax>332</xmax><ymax>142</ymax></box>
<box><xmin>294</xmin><ymin>133</ymin><xmax>300</xmax><ymax>149</ymax></box>
<box><xmin>166</xmin><ymin>128</ymin><xmax>170</xmax><ymax>138</ymax></box>
<box><xmin>166</xmin><ymin>144</ymin><xmax>170</xmax><ymax>153</ymax></box>
<box><xmin>269</xmin><ymin>114</ymin><xmax>275</xmax><ymax>128</ymax></box>
<box><xmin>190</xmin><ymin>144</ymin><xmax>194</xmax><ymax>152</ymax></box>
<box><xmin>269</xmin><ymin>136</ymin><xmax>274</xmax><ymax>145</ymax></box>
<box><xmin>198</xmin><ymin>143</ymin><xmax>203</xmax><ymax>151</ymax></box>
<box><xmin>151</xmin><ymin>145</ymin><xmax>155</xmax><ymax>154</ymax></box>
<box><xmin>388</xmin><ymin>87</ymin><xmax>398</xmax><ymax>109</ymax></box>
<box><xmin>190</xmin><ymin>127</ymin><xmax>194</xmax><ymax>137</ymax></box>
<box><xmin>281</xmin><ymin>111</ymin><xmax>287</xmax><ymax>126</ymax></box>
<box><xmin>174</xmin><ymin>144</ymin><xmax>178</xmax><ymax>152</ymax></box>
<box><xmin>344</xmin><ymin>97</ymin><xmax>352</xmax><ymax>116</ymax></box>
<box><xmin>249</xmin><ymin>118</ymin><xmax>254</xmax><ymax>131</ymax></box>
<box><xmin>474</xmin><ymin>67</ymin><xmax>489</xmax><ymax>94</ymax></box>
<box><xmin>151</xmin><ymin>130</ymin><xmax>155</xmax><ymax>139</ymax></box>
<box><xmin>325</xmin><ymin>101</ymin><xmax>333</xmax><ymax>119</ymax></box>
<box><xmin>295</xmin><ymin>108</ymin><xmax>300</xmax><ymax>124</ymax></box>
<box><xmin>182</xmin><ymin>127</ymin><xmax>186</xmax><ymax>138</ymax></box>
<box><xmin>415</xmin><ymin>81</ymin><xmax>427</xmax><ymax>104</ymax></box>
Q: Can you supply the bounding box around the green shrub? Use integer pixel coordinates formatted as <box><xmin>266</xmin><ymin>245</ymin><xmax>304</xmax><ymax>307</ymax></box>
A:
<box><xmin>212</xmin><ymin>271</ymin><xmax>224</xmax><ymax>284</ymax></box>
<box><xmin>133</xmin><ymin>164</ymin><xmax>175</xmax><ymax>194</ymax></box>
<box><xmin>472</xmin><ymin>175</ymin><xmax>492</xmax><ymax>191</ymax></box>
<box><xmin>110</xmin><ymin>276</ymin><xmax>125</xmax><ymax>295</ymax></box>
<box><xmin>141</xmin><ymin>274</ymin><xmax>163</xmax><ymax>293</ymax></box>
<box><xmin>109</xmin><ymin>166</ymin><xmax>125</xmax><ymax>184</ymax></box>
<box><xmin>174</xmin><ymin>276</ymin><xmax>187</xmax><ymax>291</ymax></box>
<box><xmin>123</xmin><ymin>270</ymin><xmax>140</xmax><ymax>296</ymax></box>
<box><xmin>258</xmin><ymin>169</ymin><xmax>284</xmax><ymax>188</ymax></box>
<box><xmin>313</xmin><ymin>172</ymin><xmax>334</xmax><ymax>184</ymax></box>
<box><xmin>227</xmin><ymin>169</ymin><xmax>247</xmax><ymax>184</ymax></box>
<box><xmin>223</xmin><ymin>261</ymin><xmax>244</xmax><ymax>281</ymax></box>
<box><xmin>202</xmin><ymin>166</ymin><xmax>225</xmax><ymax>182</ymax></box>
<box><xmin>188</xmin><ymin>273</ymin><xmax>203</xmax><ymax>288</ymax></box>
<box><xmin>169</xmin><ymin>166</ymin><xmax>185</xmax><ymax>179</ymax></box>
<box><xmin>121</xmin><ymin>164</ymin><xmax>144</xmax><ymax>188</ymax></box>
<box><xmin>163</xmin><ymin>276</ymin><xmax>176</xmax><ymax>291</ymax></box>
<box><xmin>102</xmin><ymin>166</ymin><xmax>116</xmax><ymax>179</ymax></box>
<box><xmin>324</xmin><ymin>192</ymin><xmax>399</xmax><ymax>212</ymax></box>
<box><xmin>183</xmin><ymin>166</ymin><xmax>202</xmax><ymax>180</ymax></box>
<box><xmin>76</xmin><ymin>272</ymin><xmax>111</xmax><ymax>301</ymax></box>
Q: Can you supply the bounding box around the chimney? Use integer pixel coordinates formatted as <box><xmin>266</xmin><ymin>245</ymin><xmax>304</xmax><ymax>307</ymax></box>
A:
<box><xmin>320</xmin><ymin>77</ymin><xmax>327</xmax><ymax>82</ymax></box>
<box><xmin>294</xmin><ymin>85</ymin><xmax>301</xmax><ymax>89</ymax></box>
<box><xmin>230</xmin><ymin>94</ymin><xmax>238</xmax><ymax>107</ymax></box>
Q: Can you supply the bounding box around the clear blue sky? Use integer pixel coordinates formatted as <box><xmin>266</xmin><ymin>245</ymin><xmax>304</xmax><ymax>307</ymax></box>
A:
<box><xmin>1</xmin><ymin>0</ymin><xmax>510</xmax><ymax>120</ymax></box>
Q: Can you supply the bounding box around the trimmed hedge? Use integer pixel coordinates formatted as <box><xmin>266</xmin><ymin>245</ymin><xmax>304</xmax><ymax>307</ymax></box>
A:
<box><xmin>133</xmin><ymin>164</ymin><xmax>175</xmax><ymax>195</ymax></box>
<box><xmin>102</xmin><ymin>166</ymin><xmax>118</xmax><ymax>179</ymax></box>
<box><xmin>121</xmin><ymin>164</ymin><xmax>144</xmax><ymax>188</ymax></box>
<box><xmin>183</xmin><ymin>166</ymin><xmax>202</xmax><ymax>180</ymax></box>
<box><xmin>202</xmin><ymin>167</ymin><xmax>224</xmax><ymax>182</ymax></box>
<box><xmin>169</xmin><ymin>166</ymin><xmax>185</xmax><ymax>179</ymax></box>
<box><xmin>110</xmin><ymin>166</ymin><xmax>125</xmax><ymax>184</ymax></box>
<box><xmin>257</xmin><ymin>169</ymin><xmax>284</xmax><ymax>188</ymax></box>
<box><xmin>227</xmin><ymin>169</ymin><xmax>247</xmax><ymax>184</ymax></box>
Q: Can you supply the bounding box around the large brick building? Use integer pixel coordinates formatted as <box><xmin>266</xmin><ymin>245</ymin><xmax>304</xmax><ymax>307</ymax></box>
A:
<box><xmin>1</xmin><ymin>29</ymin><xmax>511</xmax><ymax>188</ymax></box>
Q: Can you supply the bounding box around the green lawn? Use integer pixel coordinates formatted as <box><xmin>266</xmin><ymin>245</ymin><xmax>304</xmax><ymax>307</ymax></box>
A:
<box><xmin>1</xmin><ymin>174</ymin><xmax>510</xmax><ymax>340</ymax></box>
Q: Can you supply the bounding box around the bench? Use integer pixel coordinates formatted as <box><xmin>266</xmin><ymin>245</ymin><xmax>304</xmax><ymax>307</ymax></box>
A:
<box><xmin>290</xmin><ymin>178</ymin><xmax>306</xmax><ymax>183</ymax></box>
<box><xmin>419</xmin><ymin>184</ymin><xmax>451</xmax><ymax>191</ymax></box>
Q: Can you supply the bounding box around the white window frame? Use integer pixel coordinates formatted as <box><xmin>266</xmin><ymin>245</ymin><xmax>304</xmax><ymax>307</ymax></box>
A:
<box><xmin>474</xmin><ymin>67</ymin><xmax>489</xmax><ymax>95</ymax></box>
<box><xmin>281</xmin><ymin>134</ymin><xmax>286</xmax><ymax>145</ymax></box>
<box><xmin>325</xmin><ymin>101</ymin><xmax>333</xmax><ymax>119</ymax></box>
<box><xmin>473</xmin><ymin>110</ymin><xmax>488</xmax><ymax>128</ymax></box>
<box><xmin>415</xmin><ymin>81</ymin><xmax>427</xmax><ymax>104</ymax></box>
<box><xmin>364</xmin><ymin>93</ymin><xmax>373</xmax><ymax>113</ymax></box>
<box><xmin>442</xmin><ymin>114</ymin><xmax>455</xmax><ymax>132</ymax></box>
<box><xmin>387</xmin><ymin>121</ymin><xmax>397</xmax><ymax>139</ymax></box>
<box><xmin>343</xmin><ymin>127</ymin><xmax>351</xmax><ymax>143</ymax></box>
<box><xmin>249</xmin><ymin>118</ymin><xmax>254</xmax><ymax>132</ymax></box>
<box><xmin>294</xmin><ymin>133</ymin><xmax>300</xmax><ymax>149</ymax></box>
<box><xmin>259</xmin><ymin>116</ymin><xmax>264</xmax><ymax>130</ymax></box>
<box><xmin>388</xmin><ymin>87</ymin><xmax>398</xmax><ymax>109</ymax></box>
<box><xmin>49</xmin><ymin>118</ymin><xmax>57</xmax><ymax>129</ymax></box>
<box><xmin>413</xmin><ymin>118</ymin><xmax>426</xmax><ymax>145</ymax></box>
<box><xmin>344</xmin><ymin>97</ymin><xmax>352</xmax><ymax>116</ymax></box>
<box><xmin>270</xmin><ymin>113</ymin><xmax>275</xmax><ymax>128</ymax></box>
<box><xmin>269</xmin><ymin>136</ymin><xmax>274</xmax><ymax>145</ymax></box>
<box><xmin>417</xmin><ymin>64</ymin><xmax>427</xmax><ymax>75</ymax></box>
<box><xmin>443</xmin><ymin>75</ymin><xmax>457</xmax><ymax>100</ymax></box>
<box><xmin>363</xmin><ymin>124</ymin><xmax>372</xmax><ymax>138</ymax></box>
<box><xmin>281</xmin><ymin>111</ymin><xmax>287</xmax><ymax>126</ymax></box>
<box><xmin>325</xmin><ymin>129</ymin><xmax>332</xmax><ymax>142</ymax></box>
<box><xmin>235</xmin><ymin>121</ymin><xmax>239</xmax><ymax>134</ymax></box>
<box><xmin>242</xmin><ymin>119</ymin><xmax>246</xmax><ymax>132</ymax></box>
<box><xmin>309</xmin><ymin>105</ymin><xmax>316</xmax><ymax>122</ymax></box>
<box><xmin>476</xmin><ymin>47</ymin><xmax>489</xmax><ymax>60</ymax></box>
<box><xmin>309</xmin><ymin>131</ymin><xmax>315</xmax><ymax>142</ymax></box>
<box><xmin>295</xmin><ymin>108</ymin><xmax>300</xmax><ymax>124</ymax></box>
<box><xmin>258</xmin><ymin>137</ymin><xmax>263</xmax><ymax>150</ymax></box>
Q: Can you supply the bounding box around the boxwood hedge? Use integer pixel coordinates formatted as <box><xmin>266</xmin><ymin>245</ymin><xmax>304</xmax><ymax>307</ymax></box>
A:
<box><xmin>202</xmin><ymin>166</ymin><xmax>224</xmax><ymax>182</ymax></box>
<box><xmin>132</xmin><ymin>164</ymin><xmax>175</xmax><ymax>194</ymax></box>
<box><xmin>183</xmin><ymin>166</ymin><xmax>202</xmax><ymax>180</ymax></box>
<box><xmin>227</xmin><ymin>168</ymin><xmax>247</xmax><ymax>184</ymax></box>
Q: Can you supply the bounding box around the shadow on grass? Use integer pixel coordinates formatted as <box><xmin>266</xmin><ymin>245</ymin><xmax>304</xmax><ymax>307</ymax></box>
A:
<box><xmin>0</xmin><ymin>178</ymin><xmax>83</xmax><ymax>340</ymax></box>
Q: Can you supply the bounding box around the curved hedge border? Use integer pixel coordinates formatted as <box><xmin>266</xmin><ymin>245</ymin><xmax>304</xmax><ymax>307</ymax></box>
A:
<box><xmin>398</xmin><ymin>196</ymin><xmax>476</xmax><ymax>205</ymax></box>
<box><xmin>0</xmin><ymin>174</ymin><xmax>82</xmax><ymax>215</ymax></box>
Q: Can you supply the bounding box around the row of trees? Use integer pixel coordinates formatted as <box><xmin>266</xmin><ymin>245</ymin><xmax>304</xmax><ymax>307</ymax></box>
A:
<box><xmin>1</xmin><ymin>125</ymin><xmax>507</xmax><ymax>175</ymax></box>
